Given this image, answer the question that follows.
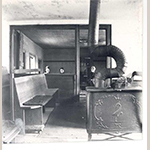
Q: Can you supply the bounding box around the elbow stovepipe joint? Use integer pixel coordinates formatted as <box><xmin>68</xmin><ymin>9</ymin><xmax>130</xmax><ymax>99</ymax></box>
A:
<box><xmin>90</xmin><ymin>45</ymin><xmax>127</xmax><ymax>81</ymax></box>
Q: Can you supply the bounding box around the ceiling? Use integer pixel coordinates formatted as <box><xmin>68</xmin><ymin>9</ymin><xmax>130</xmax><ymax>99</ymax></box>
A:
<box><xmin>15</xmin><ymin>25</ymin><xmax>106</xmax><ymax>49</ymax></box>
<box><xmin>2</xmin><ymin>0</ymin><xmax>142</xmax><ymax>49</ymax></box>
<box><xmin>2</xmin><ymin>0</ymin><xmax>142</xmax><ymax>21</ymax></box>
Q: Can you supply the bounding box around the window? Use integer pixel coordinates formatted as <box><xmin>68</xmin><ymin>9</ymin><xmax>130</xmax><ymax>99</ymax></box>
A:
<box><xmin>80</xmin><ymin>29</ymin><xmax>106</xmax><ymax>46</ymax></box>
<box><xmin>29</xmin><ymin>54</ymin><xmax>36</xmax><ymax>69</ymax></box>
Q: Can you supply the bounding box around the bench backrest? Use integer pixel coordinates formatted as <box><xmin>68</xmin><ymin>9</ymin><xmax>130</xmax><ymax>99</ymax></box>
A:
<box><xmin>14</xmin><ymin>74</ymin><xmax>48</xmax><ymax>105</ymax></box>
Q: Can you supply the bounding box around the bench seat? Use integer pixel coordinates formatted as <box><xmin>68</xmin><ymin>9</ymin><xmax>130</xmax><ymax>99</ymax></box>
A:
<box><xmin>23</xmin><ymin>95</ymin><xmax>52</xmax><ymax>106</ymax></box>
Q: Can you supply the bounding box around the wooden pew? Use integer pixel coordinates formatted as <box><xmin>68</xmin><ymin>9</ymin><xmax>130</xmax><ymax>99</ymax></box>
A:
<box><xmin>14</xmin><ymin>74</ymin><xmax>59</xmax><ymax>133</ymax></box>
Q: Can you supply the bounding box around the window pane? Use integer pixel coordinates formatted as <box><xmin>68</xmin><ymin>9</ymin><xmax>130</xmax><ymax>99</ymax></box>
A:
<box><xmin>29</xmin><ymin>54</ymin><xmax>36</xmax><ymax>69</ymax></box>
<box><xmin>80</xmin><ymin>29</ymin><xmax>106</xmax><ymax>47</ymax></box>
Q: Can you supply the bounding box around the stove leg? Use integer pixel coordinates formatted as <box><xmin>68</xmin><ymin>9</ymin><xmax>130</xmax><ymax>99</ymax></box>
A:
<box><xmin>88</xmin><ymin>133</ymin><xmax>92</xmax><ymax>141</ymax></box>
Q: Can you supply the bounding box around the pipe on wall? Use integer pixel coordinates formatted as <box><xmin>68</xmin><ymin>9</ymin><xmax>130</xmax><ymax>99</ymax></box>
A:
<box><xmin>88</xmin><ymin>0</ymin><xmax>101</xmax><ymax>53</ymax></box>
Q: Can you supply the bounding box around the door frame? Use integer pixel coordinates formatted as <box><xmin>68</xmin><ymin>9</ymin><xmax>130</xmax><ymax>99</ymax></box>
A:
<box><xmin>9</xmin><ymin>22</ymin><xmax>111</xmax><ymax>120</ymax></box>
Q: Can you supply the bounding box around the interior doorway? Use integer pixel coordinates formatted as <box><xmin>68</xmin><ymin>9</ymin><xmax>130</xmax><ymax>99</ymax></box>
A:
<box><xmin>10</xmin><ymin>24</ymin><xmax>112</xmax><ymax>120</ymax></box>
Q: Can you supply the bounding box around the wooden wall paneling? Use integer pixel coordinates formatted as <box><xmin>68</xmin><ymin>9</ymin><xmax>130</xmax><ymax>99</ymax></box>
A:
<box><xmin>2</xmin><ymin>67</ymin><xmax>10</xmax><ymax>86</ymax></box>
<box><xmin>43</xmin><ymin>48</ymin><xmax>76</xmax><ymax>74</ymax></box>
<box><xmin>43</xmin><ymin>47</ymin><xmax>76</xmax><ymax>101</ymax></box>
<box><xmin>43</xmin><ymin>48</ymin><xmax>75</xmax><ymax>61</ymax></box>
<box><xmin>80</xmin><ymin>47</ymin><xmax>90</xmax><ymax>58</ymax></box>
<box><xmin>14</xmin><ymin>68</ymin><xmax>40</xmax><ymax>74</ymax></box>
<box><xmin>43</xmin><ymin>61</ymin><xmax>75</xmax><ymax>74</ymax></box>
<box><xmin>22</xmin><ymin>33</ymin><xmax>43</xmax><ymax>60</ymax></box>
<box><xmin>14</xmin><ymin>31</ymin><xmax>20</xmax><ymax>69</ymax></box>
<box><xmin>19</xmin><ymin>33</ymin><xmax>23</xmax><ymax>69</ymax></box>
<box><xmin>20</xmin><ymin>32</ymin><xmax>44</xmax><ymax>70</ymax></box>
<box><xmin>46</xmin><ymin>75</ymin><xmax>74</xmax><ymax>103</ymax></box>
<box><xmin>2</xmin><ymin>86</ymin><xmax>11</xmax><ymax>120</ymax></box>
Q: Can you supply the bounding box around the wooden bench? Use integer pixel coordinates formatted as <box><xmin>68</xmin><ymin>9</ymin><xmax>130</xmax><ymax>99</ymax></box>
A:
<box><xmin>14</xmin><ymin>74</ymin><xmax>59</xmax><ymax>133</ymax></box>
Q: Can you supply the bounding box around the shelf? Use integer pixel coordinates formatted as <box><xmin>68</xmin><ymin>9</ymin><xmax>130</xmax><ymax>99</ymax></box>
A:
<box><xmin>44</xmin><ymin>58</ymin><xmax>106</xmax><ymax>62</ymax></box>
<box><xmin>14</xmin><ymin>69</ymin><xmax>40</xmax><ymax>74</ymax></box>
<box><xmin>44</xmin><ymin>60</ymin><xmax>75</xmax><ymax>62</ymax></box>
<box><xmin>45</xmin><ymin>73</ymin><xmax>76</xmax><ymax>76</ymax></box>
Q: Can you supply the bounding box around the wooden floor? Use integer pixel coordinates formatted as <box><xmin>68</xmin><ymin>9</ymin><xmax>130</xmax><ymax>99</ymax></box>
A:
<box><xmin>14</xmin><ymin>96</ymin><xmax>142</xmax><ymax>143</ymax></box>
<box><xmin>15</xmin><ymin>96</ymin><xmax>87</xmax><ymax>143</ymax></box>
